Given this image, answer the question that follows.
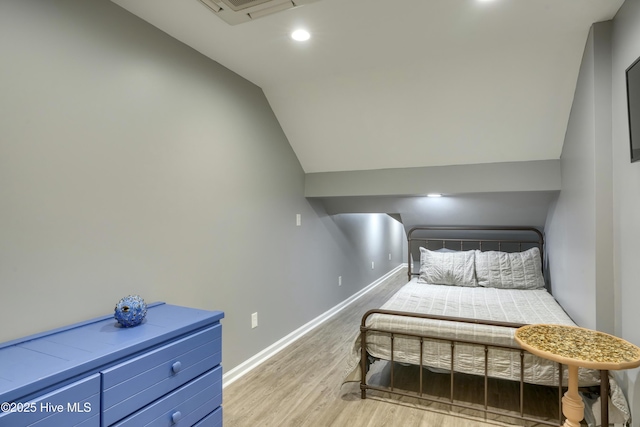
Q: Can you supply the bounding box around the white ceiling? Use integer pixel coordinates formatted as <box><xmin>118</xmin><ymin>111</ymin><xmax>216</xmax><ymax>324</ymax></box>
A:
<box><xmin>111</xmin><ymin>0</ymin><xmax>623</xmax><ymax>173</ymax></box>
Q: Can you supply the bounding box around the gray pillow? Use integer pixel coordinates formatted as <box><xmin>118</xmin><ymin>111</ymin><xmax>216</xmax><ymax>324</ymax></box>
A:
<box><xmin>418</xmin><ymin>247</ymin><xmax>477</xmax><ymax>287</ymax></box>
<box><xmin>474</xmin><ymin>247</ymin><xmax>545</xmax><ymax>289</ymax></box>
<box><xmin>434</xmin><ymin>247</ymin><xmax>458</xmax><ymax>253</ymax></box>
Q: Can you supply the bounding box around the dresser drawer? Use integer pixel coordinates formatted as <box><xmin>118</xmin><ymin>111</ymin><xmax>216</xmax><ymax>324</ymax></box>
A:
<box><xmin>0</xmin><ymin>374</ymin><xmax>100</xmax><ymax>427</ymax></box>
<box><xmin>193</xmin><ymin>406</ymin><xmax>222</xmax><ymax>427</ymax></box>
<box><xmin>102</xmin><ymin>324</ymin><xmax>221</xmax><ymax>426</ymax></box>
<box><xmin>111</xmin><ymin>366</ymin><xmax>222</xmax><ymax>427</ymax></box>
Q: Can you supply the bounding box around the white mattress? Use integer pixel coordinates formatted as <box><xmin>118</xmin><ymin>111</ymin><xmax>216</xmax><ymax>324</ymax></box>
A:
<box><xmin>345</xmin><ymin>279</ymin><xmax>600</xmax><ymax>387</ymax></box>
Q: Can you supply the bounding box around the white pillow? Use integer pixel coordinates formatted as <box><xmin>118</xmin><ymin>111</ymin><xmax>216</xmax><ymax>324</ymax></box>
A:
<box><xmin>474</xmin><ymin>247</ymin><xmax>545</xmax><ymax>290</ymax></box>
<box><xmin>418</xmin><ymin>247</ymin><xmax>477</xmax><ymax>287</ymax></box>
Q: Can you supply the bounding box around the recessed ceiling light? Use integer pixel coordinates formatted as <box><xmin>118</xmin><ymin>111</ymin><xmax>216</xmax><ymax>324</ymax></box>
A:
<box><xmin>427</xmin><ymin>193</ymin><xmax>443</xmax><ymax>198</ymax></box>
<box><xmin>291</xmin><ymin>29</ymin><xmax>310</xmax><ymax>42</ymax></box>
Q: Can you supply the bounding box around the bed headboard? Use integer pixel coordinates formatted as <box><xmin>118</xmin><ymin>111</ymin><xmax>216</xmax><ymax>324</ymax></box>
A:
<box><xmin>407</xmin><ymin>226</ymin><xmax>544</xmax><ymax>282</ymax></box>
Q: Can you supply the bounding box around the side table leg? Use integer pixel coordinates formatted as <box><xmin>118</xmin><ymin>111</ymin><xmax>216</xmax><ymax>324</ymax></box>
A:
<box><xmin>562</xmin><ymin>365</ymin><xmax>585</xmax><ymax>427</ymax></box>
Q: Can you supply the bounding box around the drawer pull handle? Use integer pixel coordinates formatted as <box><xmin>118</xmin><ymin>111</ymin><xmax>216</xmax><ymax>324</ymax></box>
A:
<box><xmin>171</xmin><ymin>411</ymin><xmax>182</xmax><ymax>424</ymax></box>
<box><xmin>171</xmin><ymin>361</ymin><xmax>182</xmax><ymax>373</ymax></box>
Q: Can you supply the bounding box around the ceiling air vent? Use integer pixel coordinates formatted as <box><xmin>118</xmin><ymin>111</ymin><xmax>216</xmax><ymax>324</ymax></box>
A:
<box><xmin>199</xmin><ymin>0</ymin><xmax>319</xmax><ymax>25</ymax></box>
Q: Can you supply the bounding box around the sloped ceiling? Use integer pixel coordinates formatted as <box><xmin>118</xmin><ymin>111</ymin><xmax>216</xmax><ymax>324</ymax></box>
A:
<box><xmin>111</xmin><ymin>0</ymin><xmax>623</xmax><ymax>174</ymax></box>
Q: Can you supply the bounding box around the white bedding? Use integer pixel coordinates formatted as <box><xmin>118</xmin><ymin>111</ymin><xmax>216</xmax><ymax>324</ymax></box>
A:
<box><xmin>346</xmin><ymin>279</ymin><xmax>597</xmax><ymax>384</ymax></box>
<box><xmin>344</xmin><ymin>279</ymin><xmax>630</xmax><ymax>423</ymax></box>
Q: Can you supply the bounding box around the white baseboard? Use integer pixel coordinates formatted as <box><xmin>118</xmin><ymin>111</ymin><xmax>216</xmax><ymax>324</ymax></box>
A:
<box><xmin>222</xmin><ymin>263</ymin><xmax>406</xmax><ymax>388</ymax></box>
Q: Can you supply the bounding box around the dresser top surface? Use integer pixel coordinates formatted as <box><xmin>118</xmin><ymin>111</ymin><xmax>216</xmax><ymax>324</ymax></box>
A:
<box><xmin>0</xmin><ymin>303</ymin><xmax>223</xmax><ymax>402</ymax></box>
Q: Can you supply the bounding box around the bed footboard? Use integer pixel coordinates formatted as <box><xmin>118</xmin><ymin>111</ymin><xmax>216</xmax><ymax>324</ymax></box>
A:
<box><xmin>359</xmin><ymin>309</ymin><xmax>611</xmax><ymax>427</ymax></box>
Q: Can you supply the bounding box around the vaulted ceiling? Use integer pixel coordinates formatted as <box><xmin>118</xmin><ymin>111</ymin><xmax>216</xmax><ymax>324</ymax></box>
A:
<box><xmin>111</xmin><ymin>0</ymin><xmax>622</xmax><ymax>174</ymax></box>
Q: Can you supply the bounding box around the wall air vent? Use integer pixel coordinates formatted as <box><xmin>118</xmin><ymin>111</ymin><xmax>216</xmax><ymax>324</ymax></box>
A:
<box><xmin>199</xmin><ymin>0</ymin><xmax>319</xmax><ymax>25</ymax></box>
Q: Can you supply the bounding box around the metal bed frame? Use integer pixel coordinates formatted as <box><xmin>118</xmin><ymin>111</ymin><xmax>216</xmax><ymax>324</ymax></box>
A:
<box><xmin>359</xmin><ymin>226</ymin><xmax>610</xmax><ymax>426</ymax></box>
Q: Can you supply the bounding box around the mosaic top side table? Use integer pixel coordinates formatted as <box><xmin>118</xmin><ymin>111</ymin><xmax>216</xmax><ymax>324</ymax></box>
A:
<box><xmin>515</xmin><ymin>324</ymin><xmax>640</xmax><ymax>427</ymax></box>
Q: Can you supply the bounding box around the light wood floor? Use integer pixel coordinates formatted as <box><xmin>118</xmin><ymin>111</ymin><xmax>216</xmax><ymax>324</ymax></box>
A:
<box><xmin>223</xmin><ymin>268</ymin><xmax>562</xmax><ymax>427</ymax></box>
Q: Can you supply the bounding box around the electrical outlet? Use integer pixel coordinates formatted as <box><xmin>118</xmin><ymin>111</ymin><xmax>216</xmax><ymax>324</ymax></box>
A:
<box><xmin>251</xmin><ymin>312</ymin><xmax>258</xmax><ymax>329</ymax></box>
<box><xmin>371</xmin><ymin>261</ymin><xmax>375</xmax><ymax>269</ymax></box>
<box><xmin>389</xmin><ymin>253</ymin><xmax>392</xmax><ymax>260</ymax></box>
<box><xmin>338</xmin><ymin>276</ymin><xmax>342</xmax><ymax>286</ymax></box>
<box><xmin>296</xmin><ymin>214</ymin><xmax>301</xmax><ymax>226</ymax></box>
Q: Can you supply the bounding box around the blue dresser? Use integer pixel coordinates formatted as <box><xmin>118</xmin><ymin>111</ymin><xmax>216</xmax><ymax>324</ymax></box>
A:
<box><xmin>0</xmin><ymin>303</ymin><xmax>224</xmax><ymax>427</ymax></box>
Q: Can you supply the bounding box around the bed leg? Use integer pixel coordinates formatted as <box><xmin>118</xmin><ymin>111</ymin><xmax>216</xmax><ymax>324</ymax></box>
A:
<box><xmin>600</xmin><ymin>370</ymin><xmax>609</xmax><ymax>427</ymax></box>
<box><xmin>360</xmin><ymin>354</ymin><xmax>369</xmax><ymax>399</ymax></box>
<box><xmin>360</xmin><ymin>331</ymin><xmax>368</xmax><ymax>399</ymax></box>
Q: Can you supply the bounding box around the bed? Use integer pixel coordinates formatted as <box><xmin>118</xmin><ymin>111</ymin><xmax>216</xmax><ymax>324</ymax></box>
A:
<box><xmin>344</xmin><ymin>226</ymin><xmax>630</xmax><ymax>427</ymax></box>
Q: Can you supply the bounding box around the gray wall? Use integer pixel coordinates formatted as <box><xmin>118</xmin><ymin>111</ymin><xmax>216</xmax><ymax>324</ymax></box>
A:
<box><xmin>546</xmin><ymin>1</ymin><xmax>640</xmax><ymax>419</ymax></box>
<box><xmin>305</xmin><ymin>160</ymin><xmax>560</xmax><ymax>197</ymax></box>
<box><xmin>612</xmin><ymin>0</ymin><xmax>640</xmax><ymax>418</ymax></box>
<box><xmin>311</xmin><ymin>160</ymin><xmax>561</xmax><ymax>240</ymax></box>
<box><xmin>319</xmin><ymin>191</ymin><xmax>557</xmax><ymax>231</ymax></box>
<box><xmin>309</xmin><ymin>158</ymin><xmax>560</xmax><ymax>244</ymax></box>
<box><xmin>545</xmin><ymin>22</ymin><xmax>614</xmax><ymax>333</ymax></box>
<box><xmin>0</xmin><ymin>0</ymin><xmax>405</xmax><ymax>371</ymax></box>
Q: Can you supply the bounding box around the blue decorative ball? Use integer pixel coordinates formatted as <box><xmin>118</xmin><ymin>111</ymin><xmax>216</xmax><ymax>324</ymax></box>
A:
<box><xmin>114</xmin><ymin>295</ymin><xmax>147</xmax><ymax>327</ymax></box>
